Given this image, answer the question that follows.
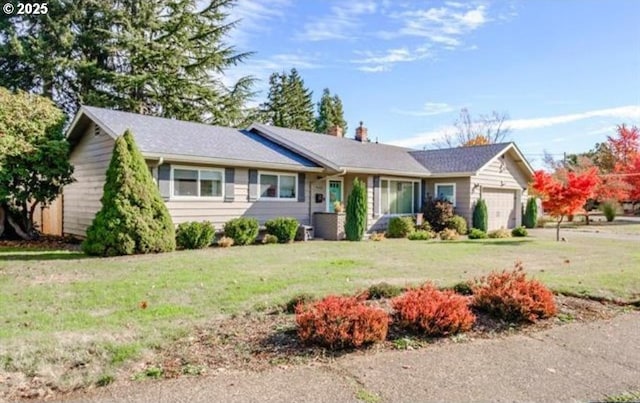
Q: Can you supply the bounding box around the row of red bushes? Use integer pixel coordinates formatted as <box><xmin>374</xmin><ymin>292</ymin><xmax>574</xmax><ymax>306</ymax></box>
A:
<box><xmin>295</xmin><ymin>267</ymin><xmax>556</xmax><ymax>349</ymax></box>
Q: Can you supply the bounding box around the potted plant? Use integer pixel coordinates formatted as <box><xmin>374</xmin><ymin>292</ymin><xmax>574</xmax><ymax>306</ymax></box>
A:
<box><xmin>333</xmin><ymin>201</ymin><xmax>345</xmax><ymax>213</ymax></box>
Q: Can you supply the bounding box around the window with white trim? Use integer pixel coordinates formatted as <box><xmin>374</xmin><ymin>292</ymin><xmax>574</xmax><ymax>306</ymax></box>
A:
<box><xmin>259</xmin><ymin>172</ymin><xmax>297</xmax><ymax>199</ymax></box>
<box><xmin>380</xmin><ymin>179</ymin><xmax>418</xmax><ymax>214</ymax></box>
<box><xmin>173</xmin><ymin>167</ymin><xmax>223</xmax><ymax>197</ymax></box>
<box><xmin>435</xmin><ymin>183</ymin><xmax>456</xmax><ymax>206</ymax></box>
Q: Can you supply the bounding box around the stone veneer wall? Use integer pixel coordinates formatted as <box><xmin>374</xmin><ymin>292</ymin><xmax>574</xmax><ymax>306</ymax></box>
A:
<box><xmin>313</xmin><ymin>212</ymin><xmax>346</xmax><ymax>240</ymax></box>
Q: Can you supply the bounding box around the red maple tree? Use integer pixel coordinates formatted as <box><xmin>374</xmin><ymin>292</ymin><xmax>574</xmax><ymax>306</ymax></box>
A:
<box><xmin>531</xmin><ymin>168</ymin><xmax>599</xmax><ymax>241</ymax></box>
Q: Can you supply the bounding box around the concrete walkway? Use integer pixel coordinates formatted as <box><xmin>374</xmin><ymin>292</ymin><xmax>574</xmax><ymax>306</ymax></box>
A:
<box><xmin>56</xmin><ymin>311</ymin><xmax>640</xmax><ymax>403</ymax></box>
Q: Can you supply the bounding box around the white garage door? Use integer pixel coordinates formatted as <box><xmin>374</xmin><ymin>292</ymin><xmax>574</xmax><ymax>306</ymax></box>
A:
<box><xmin>484</xmin><ymin>188</ymin><xmax>517</xmax><ymax>230</ymax></box>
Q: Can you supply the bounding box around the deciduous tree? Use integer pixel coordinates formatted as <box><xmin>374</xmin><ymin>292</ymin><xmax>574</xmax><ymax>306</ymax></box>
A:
<box><xmin>531</xmin><ymin>168</ymin><xmax>598</xmax><ymax>241</ymax></box>
<box><xmin>0</xmin><ymin>88</ymin><xmax>74</xmax><ymax>239</ymax></box>
<box><xmin>441</xmin><ymin>108</ymin><xmax>510</xmax><ymax>148</ymax></box>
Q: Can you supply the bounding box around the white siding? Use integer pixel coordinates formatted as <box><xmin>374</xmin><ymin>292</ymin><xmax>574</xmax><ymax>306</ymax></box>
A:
<box><xmin>63</xmin><ymin>124</ymin><xmax>114</xmax><ymax>236</ymax></box>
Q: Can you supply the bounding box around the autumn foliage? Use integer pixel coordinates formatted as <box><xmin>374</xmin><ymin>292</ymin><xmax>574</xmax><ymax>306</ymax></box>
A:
<box><xmin>531</xmin><ymin>167</ymin><xmax>598</xmax><ymax>240</ymax></box>
<box><xmin>472</xmin><ymin>264</ymin><xmax>557</xmax><ymax>323</ymax></box>
<box><xmin>295</xmin><ymin>296</ymin><xmax>389</xmax><ymax>349</ymax></box>
<box><xmin>392</xmin><ymin>284</ymin><xmax>475</xmax><ymax>336</ymax></box>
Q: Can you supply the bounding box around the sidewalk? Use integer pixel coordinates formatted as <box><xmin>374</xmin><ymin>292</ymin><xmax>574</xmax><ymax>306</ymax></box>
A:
<box><xmin>56</xmin><ymin>311</ymin><xmax>640</xmax><ymax>402</ymax></box>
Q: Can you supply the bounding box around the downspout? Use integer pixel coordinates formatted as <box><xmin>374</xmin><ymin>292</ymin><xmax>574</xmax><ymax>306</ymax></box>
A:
<box><xmin>149</xmin><ymin>157</ymin><xmax>164</xmax><ymax>185</ymax></box>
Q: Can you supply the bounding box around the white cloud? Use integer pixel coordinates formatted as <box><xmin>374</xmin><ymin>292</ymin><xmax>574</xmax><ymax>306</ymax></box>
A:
<box><xmin>393</xmin><ymin>102</ymin><xmax>456</xmax><ymax>117</ymax></box>
<box><xmin>352</xmin><ymin>46</ymin><xmax>431</xmax><ymax>72</ymax></box>
<box><xmin>388</xmin><ymin>105</ymin><xmax>640</xmax><ymax>149</ymax></box>
<box><xmin>508</xmin><ymin>106</ymin><xmax>640</xmax><ymax>130</ymax></box>
<box><xmin>226</xmin><ymin>0</ymin><xmax>292</xmax><ymax>47</ymax></box>
<box><xmin>297</xmin><ymin>0</ymin><xmax>377</xmax><ymax>41</ymax></box>
<box><xmin>380</xmin><ymin>4</ymin><xmax>488</xmax><ymax>49</ymax></box>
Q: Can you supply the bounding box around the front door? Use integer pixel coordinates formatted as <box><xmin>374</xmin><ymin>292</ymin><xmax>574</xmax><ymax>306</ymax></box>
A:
<box><xmin>328</xmin><ymin>180</ymin><xmax>343</xmax><ymax>212</ymax></box>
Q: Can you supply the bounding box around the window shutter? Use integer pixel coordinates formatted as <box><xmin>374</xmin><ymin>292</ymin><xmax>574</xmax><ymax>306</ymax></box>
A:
<box><xmin>224</xmin><ymin>168</ymin><xmax>235</xmax><ymax>202</ymax></box>
<box><xmin>297</xmin><ymin>173</ymin><xmax>305</xmax><ymax>202</ymax></box>
<box><xmin>158</xmin><ymin>164</ymin><xmax>171</xmax><ymax>200</ymax></box>
<box><xmin>248</xmin><ymin>169</ymin><xmax>258</xmax><ymax>201</ymax></box>
<box><xmin>373</xmin><ymin>175</ymin><xmax>380</xmax><ymax>217</ymax></box>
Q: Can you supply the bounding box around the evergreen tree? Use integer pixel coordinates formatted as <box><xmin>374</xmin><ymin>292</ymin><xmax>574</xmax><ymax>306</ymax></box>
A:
<box><xmin>0</xmin><ymin>0</ymin><xmax>254</xmax><ymax>124</ymax></box>
<box><xmin>344</xmin><ymin>178</ymin><xmax>368</xmax><ymax>241</ymax></box>
<box><xmin>83</xmin><ymin>130</ymin><xmax>175</xmax><ymax>256</ymax></box>
<box><xmin>523</xmin><ymin>197</ymin><xmax>538</xmax><ymax>229</ymax></box>
<box><xmin>261</xmin><ymin>68</ymin><xmax>314</xmax><ymax>131</ymax></box>
<box><xmin>315</xmin><ymin>88</ymin><xmax>348</xmax><ymax>134</ymax></box>
<box><xmin>472</xmin><ymin>198</ymin><xmax>488</xmax><ymax>232</ymax></box>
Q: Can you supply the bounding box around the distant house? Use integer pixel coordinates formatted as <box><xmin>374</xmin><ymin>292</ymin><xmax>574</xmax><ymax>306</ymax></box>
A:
<box><xmin>63</xmin><ymin>106</ymin><xmax>534</xmax><ymax>238</ymax></box>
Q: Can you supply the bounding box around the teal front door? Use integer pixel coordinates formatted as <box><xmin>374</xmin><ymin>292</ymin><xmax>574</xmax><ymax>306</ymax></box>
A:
<box><xmin>328</xmin><ymin>180</ymin><xmax>343</xmax><ymax>212</ymax></box>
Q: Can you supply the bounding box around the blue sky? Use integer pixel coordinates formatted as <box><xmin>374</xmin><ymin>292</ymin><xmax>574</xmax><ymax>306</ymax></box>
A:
<box><xmin>224</xmin><ymin>0</ymin><xmax>640</xmax><ymax>168</ymax></box>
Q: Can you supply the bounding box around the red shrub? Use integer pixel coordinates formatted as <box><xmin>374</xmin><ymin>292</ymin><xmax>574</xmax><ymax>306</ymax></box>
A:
<box><xmin>295</xmin><ymin>295</ymin><xmax>389</xmax><ymax>349</ymax></box>
<box><xmin>392</xmin><ymin>284</ymin><xmax>475</xmax><ymax>336</ymax></box>
<box><xmin>472</xmin><ymin>264</ymin><xmax>557</xmax><ymax>322</ymax></box>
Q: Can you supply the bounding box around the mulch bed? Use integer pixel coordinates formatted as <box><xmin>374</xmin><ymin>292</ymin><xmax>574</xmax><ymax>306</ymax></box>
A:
<box><xmin>152</xmin><ymin>294</ymin><xmax>632</xmax><ymax>378</ymax></box>
<box><xmin>0</xmin><ymin>235</ymin><xmax>81</xmax><ymax>251</ymax></box>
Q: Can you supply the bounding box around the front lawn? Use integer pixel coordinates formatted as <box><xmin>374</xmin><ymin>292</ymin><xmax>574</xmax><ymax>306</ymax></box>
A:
<box><xmin>0</xmin><ymin>232</ymin><xmax>639</xmax><ymax>396</ymax></box>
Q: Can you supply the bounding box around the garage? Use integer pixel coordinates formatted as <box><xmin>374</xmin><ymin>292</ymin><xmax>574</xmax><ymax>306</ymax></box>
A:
<box><xmin>483</xmin><ymin>188</ymin><xmax>517</xmax><ymax>230</ymax></box>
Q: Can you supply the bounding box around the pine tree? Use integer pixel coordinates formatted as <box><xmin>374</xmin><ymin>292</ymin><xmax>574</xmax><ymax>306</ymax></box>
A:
<box><xmin>0</xmin><ymin>0</ymin><xmax>254</xmax><ymax>124</ymax></box>
<box><xmin>344</xmin><ymin>178</ymin><xmax>368</xmax><ymax>241</ymax></box>
<box><xmin>315</xmin><ymin>88</ymin><xmax>348</xmax><ymax>134</ymax></box>
<box><xmin>472</xmin><ymin>198</ymin><xmax>488</xmax><ymax>232</ymax></box>
<box><xmin>523</xmin><ymin>197</ymin><xmax>538</xmax><ymax>229</ymax></box>
<box><xmin>262</xmin><ymin>68</ymin><xmax>314</xmax><ymax>131</ymax></box>
<box><xmin>83</xmin><ymin>130</ymin><xmax>175</xmax><ymax>256</ymax></box>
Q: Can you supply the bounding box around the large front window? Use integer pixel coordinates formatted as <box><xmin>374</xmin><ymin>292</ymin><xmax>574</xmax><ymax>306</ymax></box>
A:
<box><xmin>381</xmin><ymin>179</ymin><xmax>417</xmax><ymax>214</ymax></box>
<box><xmin>259</xmin><ymin>172</ymin><xmax>297</xmax><ymax>199</ymax></box>
<box><xmin>173</xmin><ymin>168</ymin><xmax>223</xmax><ymax>197</ymax></box>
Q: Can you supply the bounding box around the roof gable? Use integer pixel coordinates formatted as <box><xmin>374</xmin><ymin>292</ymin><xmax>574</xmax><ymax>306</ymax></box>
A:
<box><xmin>66</xmin><ymin>106</ymin><xmax>321</xmax><ymax>170</ymax></box>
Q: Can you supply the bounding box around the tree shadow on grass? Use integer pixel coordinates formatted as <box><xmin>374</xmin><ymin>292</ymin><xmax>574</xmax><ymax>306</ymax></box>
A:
<box><xmin>0</xmin><ymin>251</ymin><xmax>88</xmax><ymax>261</ymax></box>
<box><xmin>456</xmin><ymin>239</ymin><xmax>534</xmax><ymax>246</ymax></box>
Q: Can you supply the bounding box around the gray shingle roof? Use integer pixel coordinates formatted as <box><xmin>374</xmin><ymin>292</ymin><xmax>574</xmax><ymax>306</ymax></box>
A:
<box><xmin>409</xmin><ymin>143</ymin><xmax>512</xmax><ymax>174</ymax></box>
<box><xmin>250</xmin><ymin>123</ymin><xmax>430</xmax><ymax>175</ymax></box>
<box><xmin>79</xmin><ymin>106</ymin><xmax>319</xmax><ymax>168</ymax></box>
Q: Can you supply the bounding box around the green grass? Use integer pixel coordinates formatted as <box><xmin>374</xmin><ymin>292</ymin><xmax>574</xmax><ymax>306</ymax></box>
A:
<box><xmin>0</xmin><ymin>232</ymin><xmax>639</xmax><ymax>392</ymax></box>
<box><xmin>603</xmin><ymin>391</ymin><xmax>640</xmax><ymax>402</ymax></box>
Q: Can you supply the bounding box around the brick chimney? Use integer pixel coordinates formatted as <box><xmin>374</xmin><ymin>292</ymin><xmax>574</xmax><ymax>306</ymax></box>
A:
<box><xmin>327</xmin><ymin>125</ymin><xmax>343</xmax><ymax>138</ymax></box>
<box><xmin>355</xmin><ymin>121</ymin><xmax>368</xmax><ymax>142</ymax></box>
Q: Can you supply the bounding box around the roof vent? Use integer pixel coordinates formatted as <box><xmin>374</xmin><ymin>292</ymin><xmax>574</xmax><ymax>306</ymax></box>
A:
<box><xmin>93</xmin><ymin>124</ymin><xmax>102</xmax><ymax>137</ymax></box>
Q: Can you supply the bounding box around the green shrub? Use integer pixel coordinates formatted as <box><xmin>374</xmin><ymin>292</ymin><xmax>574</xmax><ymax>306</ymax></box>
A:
<box><xmin>366</xmin><ymin>282</ymin><xmax>404</xmax><ymax>299</ymax></box>
<box><xmin>175</xmin><ymin>221</ymin><xmax>215</xmax><ymax>249</ymax></box>
<box><xmin>511</xmin><ymin>226</ymin><xmax>528</xmax><ymax>237</ymax></box>
<box><xmin>284</xmin><ymin>293</ymin><xmax>316</xmax><ymax>314</ymax></box>
<box><xmin>451</xmin><ymin>281</ymin><xmax>473</xmax><ymax>296</ymax></box>
<box><xmin>419</xmin><ymin>220</ymin><xmax>432</xmax><ymax>232</ymax></box>
<box><xmin>83</xmin><ymin>131</ymin><xmax>175</xmax><ymax>256</ymax></box>
<box><xmin>446</xmin><ymin>215</ymin><xmax>468</xmax><ymax>235</ymax></box>
<box><xmin>344</xmin><ymin>178</ymin><xmax>368</xmax><ymax>241</ymax></box>
<box><xmin>467</xmin><ymin>228</ymin><xmax>488</xmax><ymax>239</ymax></box>
<box><xmin>387</xmin><ymin>216</ymin><xmax>415</xmax><ymax>238</ymax></box>
<box><xmin>600</xmin><ymin>201</ymin><xmax>618</xmax><ymax>222</ymax></box>
<box><xmin>217</xmin><ymin>236</ymin><xmax>234</xmax><ymax>248</ymax></box>
<box><xmin>472</xmin><ymin>198</ymin><xmax>488</xmax><ymax>232</ymax></box>
<box><xmin>488</xmin><ymin>228</ymin><xmax>511</xmax><ymax>239</ymax></box>
<box><xmin>223</xmin><ymin>217</ymin><xmax>259</xmax><ymax>245</ymax></box>
<box><xmin>523</xmin><ymin>197</ymin><xmax>538</xmax><ymax>228</ymax></box>
<box><xmin>408</xmin><ymin>230</ymin><xmax>433</xmax><ymax>240</ymax></box>
<box><xmin>439</xmin><ymin>228</ymin><xmax>459</xmax><ymax>241</ymax></box>
<box><xmin>422</xmin><ymin>197</ymin><xmax>454</xmax><ymax>232</ymax></box>
<box><xmin>262</xmin><ymin>234</ymin><xmax>278</xmax><ymax>244</ymax></box>
<box><xmin>264</xmin><ymin>217</ymin><xmax>299</xmax><ymax>243</ymax></box>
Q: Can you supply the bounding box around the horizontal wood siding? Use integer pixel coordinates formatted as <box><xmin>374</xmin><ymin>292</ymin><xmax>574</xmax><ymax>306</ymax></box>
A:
<box><xmin>472</xmin><ymin>154</ymin><xmax>531</xmax><ymax>224</ymax></box>
<box><xmin>63</xmin><ymin>123</ymin><xmax>114</xmax><ymax>236</ymax></box>
<box><xmin>423</xmin><ymin>177</ymin><xmax>472</xmax><ymax>225</ymax></box>
<box><xmin>165</xmin><ymin>168</ymin><xmax>313</xmax><ymax>227</ymax></box>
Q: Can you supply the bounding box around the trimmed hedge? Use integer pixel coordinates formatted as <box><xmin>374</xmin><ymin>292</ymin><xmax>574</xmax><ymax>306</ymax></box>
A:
<box><xmin>223</xmin><ymin>217</ymin><xmax>259</xmax><ymax>245</ymax></box>
<box><xmin>387</xmin><ymin>216</ymin><xmax>415</xmax><ymax>238</ymax></box>
<box><xmin>265</xmin><ymin>217</ymin><xmax>299</xmax><ymax>243</ymax></box>
<box><xmin>176</xmin><ymin>221</ymin><xmax>215</xmax><ymax>249</ymax></box>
